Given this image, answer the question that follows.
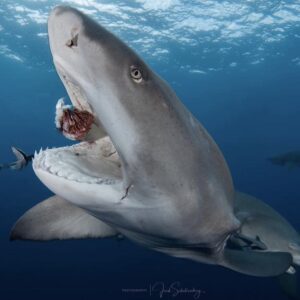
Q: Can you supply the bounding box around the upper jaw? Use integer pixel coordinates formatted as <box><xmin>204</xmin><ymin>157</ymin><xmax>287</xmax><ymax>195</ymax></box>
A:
<box><xmin>54</xmin><ymin>60</ymin><xmax>93</xmax><ymax>113</ymax></box>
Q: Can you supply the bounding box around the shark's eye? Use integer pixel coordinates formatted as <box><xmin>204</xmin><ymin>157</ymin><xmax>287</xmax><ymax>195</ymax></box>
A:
<box><xmin>130</xmin><ymin>66</ymin><xmax>143</xmax><ymax>83</ymax></box>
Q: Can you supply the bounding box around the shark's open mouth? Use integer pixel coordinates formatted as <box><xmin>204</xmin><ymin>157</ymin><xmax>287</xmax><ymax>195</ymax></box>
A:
<box><xmin>32</xmin><ymin>68</ymin><xmax>122</xmax><ymax>186</ymax></box>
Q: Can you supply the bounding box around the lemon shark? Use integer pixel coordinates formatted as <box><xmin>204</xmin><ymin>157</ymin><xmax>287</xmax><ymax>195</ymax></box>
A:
<box><xmin>10</xmin><ymin>6</ymin><xmax>300</xmax><ymax>279</ymax></box>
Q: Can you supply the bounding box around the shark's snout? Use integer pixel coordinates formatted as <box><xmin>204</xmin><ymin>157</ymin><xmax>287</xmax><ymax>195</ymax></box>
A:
<box><xmin>48</xmin><ymin>5</ymin><xmax>84</xmax><ymax>30</ymax></box>
<box><xmin>50</xmin><ymin>5</ymin><xmax>74</xmax><ymax>17</ymax></box>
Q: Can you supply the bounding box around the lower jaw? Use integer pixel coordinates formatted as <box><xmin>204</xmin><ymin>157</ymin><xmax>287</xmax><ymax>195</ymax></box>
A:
<box><xmin>33</xmin><ymin>164</ymin><xmax>123</xmax><ymax>211</ymax></box>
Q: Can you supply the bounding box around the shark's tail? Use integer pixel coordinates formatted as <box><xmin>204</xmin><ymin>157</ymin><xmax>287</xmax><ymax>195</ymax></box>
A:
<box><xmin>0</xmin><ymin>147</ymin><xmax>33</xmax><ymax>171</ymax></box>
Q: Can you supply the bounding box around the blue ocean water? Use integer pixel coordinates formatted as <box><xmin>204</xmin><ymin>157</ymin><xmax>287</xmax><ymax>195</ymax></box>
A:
<box><xmin>0</xmin><ymin>1</ymin><xmax>300</xmax><ymax>299</ymax></box>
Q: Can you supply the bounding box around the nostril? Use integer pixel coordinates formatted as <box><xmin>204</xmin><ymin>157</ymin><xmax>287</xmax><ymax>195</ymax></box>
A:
<box><xmin>66</xmin><ymin>33</ymin><xmax>78</xmax><ymax>48</ymax></box>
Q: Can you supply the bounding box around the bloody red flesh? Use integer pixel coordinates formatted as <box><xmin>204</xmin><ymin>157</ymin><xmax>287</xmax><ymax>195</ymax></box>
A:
<box><xmin>59</xmin><ymin>108</ymin><xmax>94</xmax><ymax>140</ymax></box>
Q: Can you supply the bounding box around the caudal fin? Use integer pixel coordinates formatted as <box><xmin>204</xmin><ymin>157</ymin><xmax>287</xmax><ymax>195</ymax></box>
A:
<box><xmin>10</xmin><ymin>147</ymin><xmax>32</xmax><ymax>170</ymax></box>
<box><xmin>0</xmin><ymin>147</ymin><xmax>32</xmax><ymax>171</ymax></box>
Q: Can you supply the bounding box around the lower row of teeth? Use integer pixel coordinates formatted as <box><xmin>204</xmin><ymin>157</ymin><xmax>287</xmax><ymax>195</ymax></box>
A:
<box><xmin>34</xmin><ymin>149</ymin><xmax>115</xmax><ymax>185</ymax></box>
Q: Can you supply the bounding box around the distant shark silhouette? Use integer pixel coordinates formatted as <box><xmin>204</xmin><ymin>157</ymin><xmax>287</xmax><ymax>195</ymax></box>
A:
<box><xmin>269</xmin><ymin>151</ymin><xmax>300</xmax><ymax>169</ymax></box>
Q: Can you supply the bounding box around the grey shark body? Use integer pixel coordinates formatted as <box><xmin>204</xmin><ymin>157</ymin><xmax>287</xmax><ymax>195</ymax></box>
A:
<box><xmin>11</xmin><ymin>6</ymin><xmax>300</xmax><ymax>278</ymax></box>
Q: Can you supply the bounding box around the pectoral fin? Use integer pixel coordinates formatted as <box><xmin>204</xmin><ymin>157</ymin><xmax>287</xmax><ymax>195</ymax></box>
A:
<box><xmin>222</xmin><ymin>247</ymin><xmax>293</xmax><ymax>277</ymax></box>
<box><xmin>10</xmin><ymin>195</ymin><xmax>117</xmax><ymax>241</ymax></box>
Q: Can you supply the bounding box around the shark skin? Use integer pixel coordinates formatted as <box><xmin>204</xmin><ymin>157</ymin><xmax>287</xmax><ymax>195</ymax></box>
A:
<box><xmin>11</xmin><ymin>6</ymin><xmax>300</xmax><ymax>278</ymax></box>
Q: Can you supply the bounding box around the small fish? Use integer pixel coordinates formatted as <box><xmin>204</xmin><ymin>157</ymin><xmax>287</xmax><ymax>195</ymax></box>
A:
<box><xmin>0</xmin><ymin>147</ymin><xmax>33</xmax><ymax>171</ymax></box>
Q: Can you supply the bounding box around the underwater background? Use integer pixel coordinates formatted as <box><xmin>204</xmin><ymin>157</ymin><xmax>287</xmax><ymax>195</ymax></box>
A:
<box><xmin>0</xmin><ymin>0</ymin><xmax>300</xmax><ymax>299</ymax></box>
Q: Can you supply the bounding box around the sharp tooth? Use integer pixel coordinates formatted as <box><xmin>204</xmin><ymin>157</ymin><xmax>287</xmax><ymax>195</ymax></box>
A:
<box><xmin>34</xmin><ymin>150</ymin><xmax>37</xmax><ymax>157</ymax></box>
<box><xmin>49</xmin><ymin>166</ymin><xmax>55</xmax><ymax>174</ymax></box>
